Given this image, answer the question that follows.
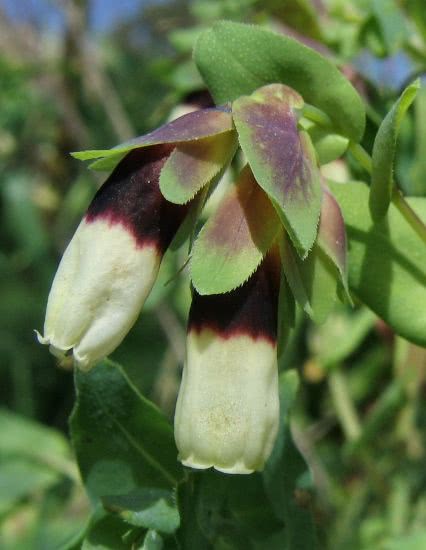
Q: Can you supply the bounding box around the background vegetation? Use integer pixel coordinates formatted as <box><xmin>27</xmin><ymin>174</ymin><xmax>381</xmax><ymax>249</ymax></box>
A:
<box><xmin>0</xmin><ymin>1</ymin><xmax>425</xmax><ymax>548</ymax></box>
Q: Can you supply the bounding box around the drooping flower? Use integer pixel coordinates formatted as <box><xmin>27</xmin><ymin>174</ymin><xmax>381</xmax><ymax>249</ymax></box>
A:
<box><xmin>174</xmin><ymin>250</ymin><xmax>281</xmax><ymax>474</ymax></box>
<box><xmin>38</xmin><ymin>80</ymin><xmax>351</xmax><ymax>474</ymax></box>
<box><xmin>37</xmin><ymin>107</ymin><xmax>237</xmax><ymax>370</ymax></box>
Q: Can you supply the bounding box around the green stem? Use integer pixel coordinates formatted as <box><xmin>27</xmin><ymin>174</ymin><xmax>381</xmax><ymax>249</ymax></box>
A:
<box><xmin>349</xmin><ymin>143</ymin><xmax>426</xmax><ymax>244</ymax></box>
<box><xmin>392</xmin><ymin>188</ymin><xmax>426</xmax><ymax>244</ymax></box>
<box><xmin>301</xmin><ymin>104</ymin><xmax>332</xmax><ymax>127</ymax></box>
<box><xmin>348</xmin><ymin>142</ymin><xmax>372</xmax><ymax>173</ymax></box>
<box><xmin>328</xmin><ymin>368</ymin><xmax>361</xmax><ymax>442</ymax></box>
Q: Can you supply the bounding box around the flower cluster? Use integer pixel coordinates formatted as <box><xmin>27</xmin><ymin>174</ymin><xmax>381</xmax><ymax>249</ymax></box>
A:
<box><xmin>38</xmin><ymin>84</ymin><xmax>348</xmax><ymax>474</ymax></box>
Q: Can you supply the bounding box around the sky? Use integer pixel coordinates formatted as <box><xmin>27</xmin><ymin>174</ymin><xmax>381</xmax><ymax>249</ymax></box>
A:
<box><xmin>1</xmin><ymin>0</ymin><xmax>155</xmax><ymax>33</ymax></box>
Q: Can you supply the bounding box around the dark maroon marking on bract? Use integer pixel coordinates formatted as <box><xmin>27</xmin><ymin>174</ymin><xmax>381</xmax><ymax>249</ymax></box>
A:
<box><xmin>85</xmin><ymin>145</ymin><xmax>189</xmax><ymax>251</ymax></box>
<box><xmin>188</xmin><ymin>252</ymin><xmax>280</xmax><ymax>343</ymax></box>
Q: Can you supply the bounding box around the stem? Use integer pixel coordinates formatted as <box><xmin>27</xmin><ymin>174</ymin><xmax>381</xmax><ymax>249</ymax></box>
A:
<box><xmin>348</xmin><ymin>142</ymin><xmax>373</xmax><ymax>174</ymax></box>
<box><xmin>392</xmin><ymin>188</ymin><xmax>426</xmax><ymax>244</ymax></box>
<box><xmin>301</xmin><ymin>104</ymin><xmax>332</xmax><ymax>127</ymax></box>
<box><xmin>328</xmin><ymin>368</ymin><xmax>361</xmax><ymax>442</ymax></box>
<box><xmin>349</xmin><ymin>143</ymin><xmax>426</xmax><ymax>244</ymax></box>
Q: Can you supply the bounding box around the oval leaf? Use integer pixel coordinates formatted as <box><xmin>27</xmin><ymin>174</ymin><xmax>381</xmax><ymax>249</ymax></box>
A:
<box><xmin>191</xmin><ymin>166</ymin><xmax>281</xmax><ymax>295</ymax></box>
<box><xmin>329</xmin><ymin>180</ymin><xmax>426</xmax><ymax>346</ymax></box>
<box><xmin>194</xmin><ymin>22</ymin><xmax>365</xmax><ymax>141</ymax></box>
<box><xmin>233</xmin><ymin>84</ymin><xmax>321</xmax><ymax>256</ymax></box>
<box><xmin>370</xmin><ymin>79</ymin><xmax>420</xmax><ymax>219</ymax></box>
<box><xmin>159</xmin><ymin>131</ymin><xmax>238</xmax><ymax>204</ymax></box>
<box><xmin>70</xmin><ymin>360</ymin><xmax>183</xmax><ymax>503</ymax></box>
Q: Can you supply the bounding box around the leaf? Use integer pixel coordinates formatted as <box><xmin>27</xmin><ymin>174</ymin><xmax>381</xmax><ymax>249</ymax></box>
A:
<box><xmin>0</xmin><ymin>457</ymin><xmax>59</xmax><ymax>515</ymax></box>
<box><xmin>159</xmin><ymin>131</ymin><xmax>237</xmax><ymax>204</ymax></box>
<box><xmin>69</xmin><ymin>360</ymin><xmax>183</xmax><ymax>504</ymax></box>
<box><xmin>280</xmin><ymin>232</ymin><xmax>339</xmax><ymax>324</ymax></box>
<box><xmin>317</xmin><ymin>184</ymin><xmax>351</xmax><ymax>300</ymax></box>
<box><xmin>82</xmin><ymin>515</ymin><xmax>130</xmax><ymax>550</ymax></box>
<box><xmin>72</xmin><ymin>107</ymin><xmax>234</xmax><ymax>162</ymax></box>
<box><xmin>309</xmin><ymin>128</ymin><xmax>348</xmax><ymax>165</ymax></box>
<box><xmin>104</xmin><ymin>488</ymin><xmax>179</xmax><ymax>534</ymax></box>
<box><xmin>141</xmin><ymin>530</ymin><xmax>164</xmax><ymax>550</ymax></box>
<box><xmin>310</xmin><ymin>308</ymin><xmax>377</xmax><ymax>368</ymax></box>
<box><xmin>194</xmin><ymin>22</ymin><xmax>365</xmax><ymax>142</ymax></box>
<box><xmin>329</xmin><ymin>181</ymin><xmax>426</xmax><ymax>346</ymax></box>
<box><xmin>370</xmin><ymin>79</ymin><xmax>420</xmax><ymax>220</ymax></box>
<box><xmin>177</xmin><ymin>471</ymin><xmax>284</xmax><ymax>549</ymax></box>
<box><xmin>277</xmin><ymin>271</ymin><xmax>296</xmax><ymax>357</ymax></box>
<box><xmin>233</xmin><ymin>84</ymin><xmax>322</xmax><ymax>255</ymax></box>
<box><xmin>263</xmin><ymin>370</ymin><xmax>318</xmax><ymax>550</ymax></box>
<box><xmin>0</xmin><ymin>408</ymin><xmax>70</xmax><ymax>465</ymax></box>
<box><xmin>371</xmin><ymin>0</ymin><xmax>409</xmax><ymax>55</ymax></box>
<box><xmin>191</xmin><ymin>165</ymin><xmax>281</xmax><ymax>295</ymax></box>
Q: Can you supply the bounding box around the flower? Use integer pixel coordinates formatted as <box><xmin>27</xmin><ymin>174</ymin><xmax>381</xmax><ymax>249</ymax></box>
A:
<box><xmin>37</xmin><ymin>145</ymin><xmax>188</xmax><ymax>370</ymax></box>
<box><xmin>37</xmin><ymin>106</ymin><xmax>237</xmax><ymax>370</ymax></box>
<box><xmin>174</xmin><ymin>251</ymin><xmax>281</xmax><ymax>474</ymax></box>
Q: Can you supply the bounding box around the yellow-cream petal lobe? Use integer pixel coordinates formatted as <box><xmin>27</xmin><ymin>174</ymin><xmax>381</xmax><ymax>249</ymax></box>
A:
<box><xmin>174</xmin><ymin>330</ymin><xmax>279</xmax><ymax>474</ymax></box>
<box><xmin>40</xmin><ymin>219</ymin><xmax>160</xmax><ymax>370</ymax></box>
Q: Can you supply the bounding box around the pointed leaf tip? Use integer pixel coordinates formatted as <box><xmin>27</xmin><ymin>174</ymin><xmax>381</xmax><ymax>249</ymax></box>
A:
<box><xmin>191</xmin><ymin>166</ymin><xmax>281</xmax><ymax>295</ymax></box>
<box><xmin>233</xmin><ymin>84</ymin><xmax>322</xmax><ymax>256</ymax></box>
<box><xmin>159</xmin><ymin>131</ymin><xmax>237</xmax><ymax>204</ymax></box>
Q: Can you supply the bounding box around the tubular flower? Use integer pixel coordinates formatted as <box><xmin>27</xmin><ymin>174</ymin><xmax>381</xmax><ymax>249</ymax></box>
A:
<box><xmin>38</xmin><ymin>80</ymin><xmax>351</xmax><ymax>474</ymax></box>
<box><xmin>174</xmin><ymin>252</ymin><xmax>281</xmax><ymax>474</ymax></box>
<box><xmin>37</xmin><ymin>106</ymin><xmax>237</xmax><ymax>370</ymax></box>
<box><xmin>37</xmin><ymin>146</ymin><xmax>188</xmax><ymax>370</ymax></box>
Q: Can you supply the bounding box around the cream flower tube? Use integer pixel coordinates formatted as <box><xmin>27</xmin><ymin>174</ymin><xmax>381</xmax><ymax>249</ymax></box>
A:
<box><xmin>37</xmin><ymin>145</ymin><xmax>188</xmax><ymax>370</ymax></box>
<box><xmin>174</xmin><ymin>254</ymin><xmax>280</xmax><ymax>474</ymax></box>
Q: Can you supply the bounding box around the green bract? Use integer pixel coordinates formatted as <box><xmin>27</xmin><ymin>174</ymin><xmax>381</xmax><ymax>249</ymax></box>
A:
<box><xmin>191</xmin><ymin>166</ymin><xmax>281</xmax><ymax>295</ymax></box>
<box><xmin>232</xmin><ymin>84</ymin><xmax>321</xmax><ymax>256</ymax></box>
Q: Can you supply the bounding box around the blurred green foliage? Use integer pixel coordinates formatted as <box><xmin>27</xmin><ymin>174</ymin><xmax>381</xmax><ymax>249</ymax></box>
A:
<box><xmin>0</xmin><ymin>0</ymin><xmax>425</xmax><ymax>549</ymax></box>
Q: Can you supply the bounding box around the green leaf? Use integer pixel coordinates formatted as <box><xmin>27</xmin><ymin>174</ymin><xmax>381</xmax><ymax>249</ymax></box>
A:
<box><xmin>310</xmin><ymin>128</ymin><xmax>349</xmax><ymax>165</ymax></box>
<box><xmin>277</xmin><ymin>271</ymin><xmax>296</xmax><ymax>357</ymax></box>
<box><xmin>194</xmin><ymin>22</ymin><xmax>365</xmax><ymax>141</ymax></box>
<box><xmin>178</xmin><ymin>471</ymin><xmax>284</xmax><ymax>548</ymax></box>
<box><xmin>104</xmin><ymin>488</ymin><xmax>180</xmax><ymax>534</ymax></box>
<box><xmin>159</xmin><ymin>131</ymin><xmax>237</xmax><ymax>204</ymax></box>
<box><xmin>141</xmin><ymin>530</ymin><xmax>164</xmax><ymax>550</ymax></box>
<box><xmin>310</xmin><ymin>308</ymin><xmax>377</xmax><ymax>368</ymax></box>
<box><xmin>370</xmin><ymin>79</ymin><xmax>420</xmax><ymax>220</ymax></box>
<box><xmin>191</xmin><ymin>165</ymin><xmax>280</xmax><ymax>295</ymax></box>
<box><xmin>263</xmin><ymin>370</ymin><xmax>318</xmax><ymax>550</ymax></box>
<box><xmin>82</xmin><ymin>515</ymin><xmax>130</xmax><ymax>550</ymax></box>
<box><xmin>329</xmin><ymin>181</ymin><xmax>426</xmax><ymax>346</ymax></box>
<box><xmin>280</xmin><ymin>232</ymin><xmax>339</xmax><ymax>324</ymax></box>
<box><xmin>371</xmin><ymin>0</ymin><xmax>409</xmax><ymax>54</ymax></box>
<box><xmin>71</xmin><ymin>108</ymin><xmax>234</xmax><ymax>162</ymax></box>
<box><xmin>0</xmin><ymin>457</ymin><xmax>59</xmax><ymax>515</ymax></box>
<box><xmin>0</xmin><ymin>408</ymin><xmax>69</xmax><ymax>456</ymax></box>
<box><xmin>233</xmin><ymin>84</ymin><xmax>322</xmax><ymax>255</ymax></box>
<box><xmin>70</xmin><ymin>360</ymin><xmax>183</xmax><ymax>504</ymax></box>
